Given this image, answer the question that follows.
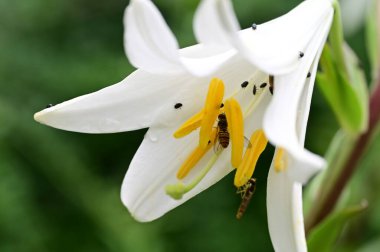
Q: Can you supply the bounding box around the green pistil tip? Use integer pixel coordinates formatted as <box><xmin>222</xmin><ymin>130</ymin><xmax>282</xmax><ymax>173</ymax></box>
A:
<box><xmin>165</xmin><ymin>149</ymin><xmax>223</xmax><ymax>201</ymax></box>
<box><xmin>165</xmin><ymin>183</ymin><xmax>187</xmax><ymax>200</ymax></box>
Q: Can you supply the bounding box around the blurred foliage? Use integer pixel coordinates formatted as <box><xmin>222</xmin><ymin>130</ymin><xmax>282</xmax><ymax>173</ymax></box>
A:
<box><xmin>0</xmin><ymin>0</ymin><xmax>378</xmax><ymax>251</ymax></box>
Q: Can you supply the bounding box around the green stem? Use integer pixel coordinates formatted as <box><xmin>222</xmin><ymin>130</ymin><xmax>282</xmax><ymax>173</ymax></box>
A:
<box><xmin>306</xmin><ymin>78</ymin><xmax>380</xmax><ymax>233</ymax></box>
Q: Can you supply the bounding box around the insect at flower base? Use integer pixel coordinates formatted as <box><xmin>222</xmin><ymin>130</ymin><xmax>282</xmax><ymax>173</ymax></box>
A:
<box><xmin>236</xmin><ymin>177</ymin><xmax>257</xmax><ymax>220</ymax></box>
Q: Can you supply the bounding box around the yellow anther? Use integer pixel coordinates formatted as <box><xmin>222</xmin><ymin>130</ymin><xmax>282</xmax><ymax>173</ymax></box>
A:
<box><xmin>274</xmin><ymin>148</ymin><xmax>287</xmax><ymax>172</ymax></box>
<box><xmin>234</xmin><ymin>130</ymin><xmax>268</xmax><ymax>187</ymax></box>
<box><xmin>199</xmin><ymin>78</ymin><xmax>225</xmax><ymax>148</ymax></box>
<box><xmin>176</xmin><ymin>129</ymin><xmax>217</xmax><ymax>179</ymax></box>
<box><xmin>174</xmin><ymin>109</ymin><xmax>204</xmax><ymax>138</ymax></box>
<box><xmin>224</xmin><ymin>98</ymin><xmax>244</xmax><ymax>168</ymax></box>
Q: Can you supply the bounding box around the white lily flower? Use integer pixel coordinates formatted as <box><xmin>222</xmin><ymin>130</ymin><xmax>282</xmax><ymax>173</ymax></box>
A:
<box><xmin>34</xmin><ymin>0</ymin><xmax>333</xmax><ymax>251</ymax></box>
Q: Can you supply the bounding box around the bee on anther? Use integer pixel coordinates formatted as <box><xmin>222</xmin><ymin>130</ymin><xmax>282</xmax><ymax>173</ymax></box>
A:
<box><xmin>236</xmin><ymin>178</ymin><xmax>257</xmax><ymax>219</ymax></box>
<box><xmin>174</xmin><ymin>103</ymin><xmax>183</xmax><ymax>109</ymax></box>
<box><xmin>269</xmin><ymin>75</ymin><xmax>274</xmax><ymax>95</ymax></box>
<box><xmin>217</xmin><ymin>113</ymin><xmax>230</xmax><ymax>148</ymax></box>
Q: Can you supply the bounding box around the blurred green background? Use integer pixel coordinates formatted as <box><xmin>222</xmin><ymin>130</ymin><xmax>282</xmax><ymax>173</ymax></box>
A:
<box><xmin>0</xmin><ymin>0</ymin><xmax>379</xmax><ymax>251</ymax></box>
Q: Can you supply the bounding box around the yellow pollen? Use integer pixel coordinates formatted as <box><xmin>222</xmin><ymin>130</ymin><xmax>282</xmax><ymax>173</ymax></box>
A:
<box><xmin>274</xmin><ymin>147</ymin><xmax>287</xmax><ymax>172</ymax></box>
<box><xmin>234</xmin><ymin>130</ymin><xmax>268</xmax><ymax>187</ymax></box>
<box><xmin>176</xmin><ymin>129</ymin><xmax>217</xmax><ymax>179</ymax></box>
<box><xmin>224</xmin><ymin>98</ymin><xmax>244</xmax><ymax>168</ymax></box>
<box><xmin>199</xmin><ymin>78</ymin><xmax>225</xmax><ymax>148</ymax></box>
<box><xmin>173</xmin><ymin>109</ymin><xmax>204</xmax><ymax>138</ymax></box>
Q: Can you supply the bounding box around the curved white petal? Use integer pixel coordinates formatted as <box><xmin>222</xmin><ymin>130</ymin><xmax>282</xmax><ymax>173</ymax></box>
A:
<box><xmin>34</xmin><ymin>70</ymin><xmax>191</xmax><ymax>133</ymax></box>
<box><xmin>266</xmin><ymin>8</ymin><xmax>333</xmax><ymax>252</ymax></box>
<box><xmin>124</xmin><ymin>0</ymin><xmax>182</xmax><ymax>74</ymax></box>
<box><xmin>194</xmin><ymin>0</ymin><xmax>240</xmax><ymax>47</ymax></box>
<box><xmin>124</xmin><ymin>0</ymin><xmax>237</xmax><ymax>76</ymax></box>
<box><xmin>267</xmin><ymin>166</ymin><xmax>306</xmax><ymax>252</ymax></box>
<box><xmin>195</xmin><ymin>0</ymin><xmax>333</xmax><ymax>75</ymax></box>
<box><xmin>121</xmin><ymin>125</ymin><xmax>232</xmax><ymax>222</ymax></box>
<box><xmin>34</xmin><ymin>53</ymin><xmax>256</xmax><ymax>134</ymax></box>
<box><xmin>263</xmin><ymin>11</ymin><xmax>332</xmax><ymax>184</ymax></box>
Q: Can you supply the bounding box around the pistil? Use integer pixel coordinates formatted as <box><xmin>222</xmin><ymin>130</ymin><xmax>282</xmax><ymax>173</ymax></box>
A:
<box><xmin>165</xmin><ymin>148</ymin><xmax>223</xmax><ymax>200</ymax></box>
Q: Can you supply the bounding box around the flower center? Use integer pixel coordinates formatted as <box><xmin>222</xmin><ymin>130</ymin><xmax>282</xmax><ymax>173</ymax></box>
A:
<box><xmin>166</xmin><ymin>75</ymin><xmax>277</xmax><ymax>200</ymax></box>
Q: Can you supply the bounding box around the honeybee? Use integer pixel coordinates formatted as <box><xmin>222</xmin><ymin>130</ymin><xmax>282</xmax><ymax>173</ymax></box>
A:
<box><xmin>236</xmin><ymin>178</ymin><xmax>257</xmax><ymax>220</ymax></box>
<box><xmin>217</xmin><ymin>113</ymin><xmax>230</xmax><ymax>148</ymax></box>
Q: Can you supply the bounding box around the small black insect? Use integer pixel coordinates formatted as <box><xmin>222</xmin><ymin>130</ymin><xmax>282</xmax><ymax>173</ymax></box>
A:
<box><xmin>269</xmin><ymin>75</ymin><xmax>274</xmax><ymax>95</ymax></box>
<box><xmin>299</xmin><ymin>51</ymin><xmax>305</xmax><ymax>58</ymax></box>
<box><xmin>220</xmin><ymin>103</ymin><xmax>224</xmax><ymax>108</ymax></box>
<box><xmin>253</xmin><ymin>85</ymin><xmax>257</xmax><ymax>95</ymax></box>
<box><xmin>241</xmin><ymin>81</ymin><xmax>249</xmax><ymax>88</ymax></box>
<box><xmin>46</xmin><ymin>104</ymin><xmax>54</xmax><ymax>108</ymax></box>
<box><xmin>251</xmin><ymin>23</ymin><xmax>257</xmax><ymax>30</ymax></box>
<box><xmin>307</xmin><ymin>72</ymin><xmax>311</xmax><ymax>78</ymax></box>
<box><xmin>174</xmin><ymin>103</ymin><xmax>183</xmax><ymax>109</ymax></box>
<box><xmin>260</xmin><ymin>82</ymin><xmax>267</xmax><ymax>88</ymax></box>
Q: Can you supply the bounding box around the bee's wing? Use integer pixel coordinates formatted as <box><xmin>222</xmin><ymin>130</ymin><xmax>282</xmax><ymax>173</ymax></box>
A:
<box><xmin>213</xmin><ymin>126</ymin><xmax>221</xmax><ymax>153</ymax></box>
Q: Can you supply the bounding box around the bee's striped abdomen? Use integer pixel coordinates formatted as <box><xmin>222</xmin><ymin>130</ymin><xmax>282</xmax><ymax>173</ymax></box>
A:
<box><xmin>217</xmin><ymin>114</ymin><xmax>229</xmax><ymax>148</ymax></box>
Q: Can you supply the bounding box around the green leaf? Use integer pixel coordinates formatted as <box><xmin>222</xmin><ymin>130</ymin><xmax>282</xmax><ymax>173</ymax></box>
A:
<box><xmin>358</xmin><ymin>237</ymin><xmax>380</xmax><ymax>252</ymax></box>
<box><xmin>304</xmin><ymin>130</ymin><xmax>356</xmax><ymax>226</ymax></box>
<box><xmin>318</xmin><ymin>0</ymin><xmax>369</xmax><ymax>134</ymax></box>
<box><xmin>365</xmin><ymin>0</ymin><xmax>379</xmax><ymax>80</ymax></box>
<box><xmin>307</xmin><ymin>201</ymin><xmax>368</xmax><ymax>252</ymax></box>
<box><xmin>317</xmin><ymin>43</ymin><xmax>369</xmax><ymax>134</ymax></box>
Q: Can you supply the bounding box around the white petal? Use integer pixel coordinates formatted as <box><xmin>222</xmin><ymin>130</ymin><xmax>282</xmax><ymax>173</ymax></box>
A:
<box><xmin>34</xmin><ymin>70</ymin><xmax>191</xmax><ymax>133</ymax></box>
<box><xmin>267</xmin><ymin>165</ymin><xmax>306</xmax><ymax>252</ymax></box>
<box><xmin>124</xmin><ymin>0</ymin><xmax>183</xmax><ymax>74</ymax></box>
<box><xmin>263</xmin><ymin>11</ymin><xmax>333</xmax><ymax>183</ymax></box>
<box><xmin>124</xmin><ymin>0</ymin><xmax>237</xmax><ymax>76</ymax></box>
<box><xmin>195</xmin><ymin>0</ymin><xmax>333</xmax><ymax>75</ymax></box>
<box><xmin>194</xmin><ymin>0</ymin><xmax>240</xmax><ymax>47</ymax></box>
<box><xmin>238</xmin><ymin>0</ymin><xmax>333</xmax><ymax>74</ymax></box>
<box><xmin>35</xmin><ymin>53</ymin><xmax>256</xmax><ymax>134</ymax></box>
<box><xmin>121</xmin><ymin>125</ymin><xmax>232</xmax><ymax>222</ymax></box>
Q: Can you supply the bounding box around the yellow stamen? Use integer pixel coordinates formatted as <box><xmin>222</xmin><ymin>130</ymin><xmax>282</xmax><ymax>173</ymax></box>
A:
<box><xmin>174</xmin><ymin>109</ymin><xmax>204</xmax><ymax>138</ymax></box>
<box><xmin>274</xmin><ymin>147</ymin><xmax>287</xmax><ymax>172</ymax></box>
<box><xmin>224</xmin><ymin>98</ymin><xmax>244</xmax><ymax>168</ymax></box>
<box><xmin>199</xmin><ymin>78</ymin><xmax>225</xmax><ymax>148</ymax></box>
<box><xmin>234</xmin><ymin>130</ymin><xmax>268</xmax><ymax>187</ymax></box>
<box><xmin>176</xmin><ymin>129</ymin><xmax>217</xmax><ymax>179</ymax></box>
